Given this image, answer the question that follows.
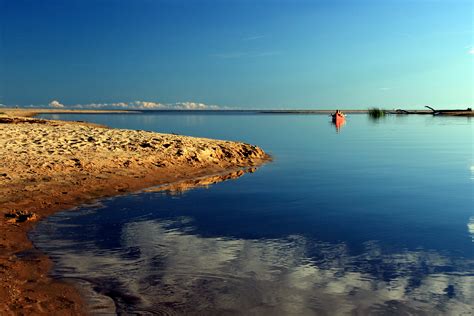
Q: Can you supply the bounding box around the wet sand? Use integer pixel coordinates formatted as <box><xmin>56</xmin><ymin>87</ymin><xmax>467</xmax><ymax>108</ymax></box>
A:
<box><xmin>0</xmin><ymin>110</ymin><xmax>269</xmax><ymax>314</ymax></box>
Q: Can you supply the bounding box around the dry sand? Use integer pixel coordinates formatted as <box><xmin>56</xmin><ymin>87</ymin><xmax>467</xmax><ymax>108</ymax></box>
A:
<box><xmin>0</xmin><ymin>110</ymin><xmax>269</xmax><ymax>315</ymax></box>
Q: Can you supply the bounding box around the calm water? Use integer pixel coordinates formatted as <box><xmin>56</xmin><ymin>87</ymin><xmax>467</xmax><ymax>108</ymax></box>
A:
<box><xmin>33</xmin><ymin>113</ymin><xmax>473</xmax><ymax>314</ymax></box>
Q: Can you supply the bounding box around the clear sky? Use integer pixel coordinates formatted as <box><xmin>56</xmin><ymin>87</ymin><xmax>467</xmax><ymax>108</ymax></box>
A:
<box><xmin>1</xmin><ymin>0</ymin><xmax>473</xmax><ymax>109</ymax></box>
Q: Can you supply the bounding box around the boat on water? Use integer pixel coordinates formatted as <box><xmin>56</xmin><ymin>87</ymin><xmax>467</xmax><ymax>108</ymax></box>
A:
<box><xmin>331</xmin><ymin>111</ymin><xmax>345</xmax><ymax>123</ymax></box>
<box><xmin>331</xmin><ymin>111</ymin><xmax>346</xmax><ymax>132</ymax></box>
<box><xmin>332</xmin><ymin>113</ymin><xmax>345</xmax><ymax>123</ymax></box>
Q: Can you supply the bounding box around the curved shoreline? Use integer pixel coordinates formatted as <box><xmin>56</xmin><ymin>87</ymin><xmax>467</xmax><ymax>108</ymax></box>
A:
<box><xmin>0</xmin><ymin>110</ymin><xmax>270</xmax><ymax>314</ymax></box>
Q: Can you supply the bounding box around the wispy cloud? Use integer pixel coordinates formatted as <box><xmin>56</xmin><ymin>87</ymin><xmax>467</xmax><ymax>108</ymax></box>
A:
<box><xmin>468</xmin><ymin>48</ymin><xmax>474</xmax><ymax>55</ymax></box>
<box><xmin>242</xmin><ymin>35</ymin><xmax>264</xmax><ymax>41</ymax></box>
<box><xmin>211</xmin><ymin>52</ymin><xmax>248</xmax><ymax>59</ymax></box>
<box><xmin>47</xmin><ymin>100</ymin><xmax>221</xmax><ymax>110</ymax></box>
<box><xmin>379</xmin><ymin>87</ymin><xmax>392</xmax><ymax>91</ymax></box>
<box><xmin>254</xmin><ymin>51</ymin><xmax>281</xmax><ymax>57</ymax></box>
<box><xmin>212</xmin><ymin>51</ymin><xmax>281</xmax><ymax>59</ymax></box>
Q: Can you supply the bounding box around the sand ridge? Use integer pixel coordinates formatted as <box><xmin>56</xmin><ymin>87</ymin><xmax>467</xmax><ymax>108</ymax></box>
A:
<box><xmin>0</xmin><ymin>117</ymin><xmax>266</xmax><ymax>187</ymax></box>
<box><xmin>0</xmin><ymin>113</ymin><xmax>269</xmax><ymax>315</ymax></box>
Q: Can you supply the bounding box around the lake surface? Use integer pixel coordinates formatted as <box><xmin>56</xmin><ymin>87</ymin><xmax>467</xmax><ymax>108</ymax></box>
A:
<box><xmin>33</xmin><ymin>112</ymin><xmax>473</xmax><ymax>314</ymax></box>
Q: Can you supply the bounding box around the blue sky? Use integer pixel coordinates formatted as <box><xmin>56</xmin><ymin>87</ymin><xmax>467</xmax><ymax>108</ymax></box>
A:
<box><xmin>1</xmin><ymin>0</ymin><xmax>473</xmax><ymax>109</ymax></box>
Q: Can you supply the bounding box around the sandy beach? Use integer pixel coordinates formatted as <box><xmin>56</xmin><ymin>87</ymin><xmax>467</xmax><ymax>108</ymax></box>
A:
<box><xmin>0</xmin><ymin>110</ymin><xmax>269</xmax><ymax>314</ymax></box>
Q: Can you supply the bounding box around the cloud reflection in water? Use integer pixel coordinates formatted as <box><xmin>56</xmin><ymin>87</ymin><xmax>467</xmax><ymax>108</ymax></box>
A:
<box><xmin>35</xmin><ymin>216</ymin><xmax>474</xmax><ymax>315</ymax></box>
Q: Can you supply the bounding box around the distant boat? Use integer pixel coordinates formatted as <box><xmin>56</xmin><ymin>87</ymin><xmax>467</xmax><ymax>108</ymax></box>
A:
<box><xmin>331</xmin><ymin>112</ymin><xmax>346</xmax><ymax>132</ymax></box>
<box><xmin>331</xmin><ymin>113</ymin><xmax>345</xmax><ymax>123</ymax></box>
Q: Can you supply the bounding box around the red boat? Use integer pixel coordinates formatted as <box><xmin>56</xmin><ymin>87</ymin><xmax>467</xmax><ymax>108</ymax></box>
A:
<box><xmin>331</xmin><ymin>112</ymin><xmax>346</xmax><ymax>132</ymax></box>
<box><xmin>331</xmin><ymin>113</ymin><xmax>345</xmax><ymax>123</ymax></box>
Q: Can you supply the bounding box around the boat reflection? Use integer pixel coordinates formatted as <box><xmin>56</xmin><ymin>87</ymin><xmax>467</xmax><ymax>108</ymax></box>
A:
<box><xmin>333</xmin><ymin>118</ymin><xmax>346</xmax><ymax>132</ymax></box>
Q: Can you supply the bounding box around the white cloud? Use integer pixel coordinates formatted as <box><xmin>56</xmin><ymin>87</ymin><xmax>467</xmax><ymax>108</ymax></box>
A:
<box><xmin>174</xmin><ymin>102</ymin><xmax>219</xmax><ymax>110</ymax></box>
<box><xmin>47</xmin><ymin>100</ymin><xmax>222</xmax><ymax>110</ymax></box>
<box><xmin>49</xmin><ymin>100</ymin><xmax>65</xmax><ymax>108</ymax></box>
<box><xmin>131</xmin><ymin>101</ymin><xmax>166</xmax><ymax>109</ymax></box>
<box><xmin>469</xmin><ymin>48</ymin><xmax>474</xmax><ymax>55</ymax></box>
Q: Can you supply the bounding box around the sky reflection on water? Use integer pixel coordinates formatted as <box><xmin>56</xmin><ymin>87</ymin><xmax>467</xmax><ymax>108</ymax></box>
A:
<box><xmin>32</xmin><ymin>113</ymin><xmax>473</xmax><ymax>314</ymax></box>
<box><xmin>32</xmin><ymin>208</ymin><xmax>474</xmax><ymax>315</ymax></box>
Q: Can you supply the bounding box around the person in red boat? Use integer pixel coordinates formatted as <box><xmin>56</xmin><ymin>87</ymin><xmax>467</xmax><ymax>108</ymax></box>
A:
<box><xmin>334</xmin><ymin>109</ymin><xmax>344</xmax><ymax>117</ymax></box>
<box><xmin>332</xmin><ymin>110</ymin><xmax>345</xmax><ymax>121</ymax></box>
<box><xmin>332</xmin><ymin>110</ymin><xmax>346</xmax><ymax>132</ymax></box>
